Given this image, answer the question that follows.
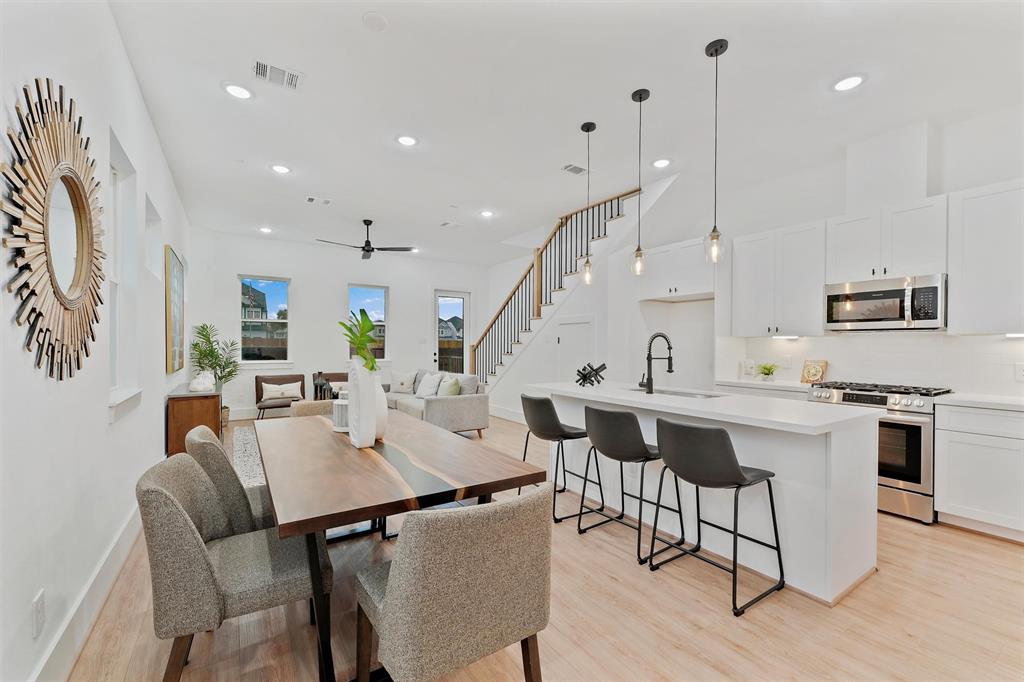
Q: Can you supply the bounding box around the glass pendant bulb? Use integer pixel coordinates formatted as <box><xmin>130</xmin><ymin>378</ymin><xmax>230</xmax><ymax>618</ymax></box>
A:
<box><xmin>704</xmin><ymin>225</ymin><xmax>721</xmax><ymax>264</ymax></box>
<box><xmin>583</xmin><ymin>256</ymin><xmax>593</xmax><ymax>285</ymax></box>
<box><xmin>632</xmin><ymin>247</ymin><xmax>645</xmax><ymax>276</ymax></box>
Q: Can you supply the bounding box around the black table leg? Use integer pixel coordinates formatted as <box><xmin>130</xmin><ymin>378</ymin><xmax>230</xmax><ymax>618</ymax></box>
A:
<box><xmin>478</xmin><ymin>493</ymin><xmax>493</xmax><ymax>504</ymax></box>
<box><xmin>306</xmin><ymin>532</ymin><xmax>335</xmax><ymax>682</ymax></box>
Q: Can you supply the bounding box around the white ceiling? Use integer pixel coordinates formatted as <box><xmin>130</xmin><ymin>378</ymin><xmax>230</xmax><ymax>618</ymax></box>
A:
<box><xmin>109</xmin><ymin>1</ymin><xmax>1023</xmax><ymax>265</ymax></box>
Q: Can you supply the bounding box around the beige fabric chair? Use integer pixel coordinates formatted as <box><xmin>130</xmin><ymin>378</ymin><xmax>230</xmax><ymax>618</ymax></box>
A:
<box><xmin>354</xmin><ymin>483</ymin><xmax>552</xmax><ymax>682</ymax></box>
<box><xmin>184</xmin><ymin>425</ymin><xmax>274</xmax><ymax>530</ymax></box>
<box><xmin>291</xmin><ymin>399</ymin><xmax>334</xmax><ymax>417</ymax></box>
<box><xmin>136</xmin><ymin>455</ymin><xmax>332</xmax><ymax>682</ymax></box>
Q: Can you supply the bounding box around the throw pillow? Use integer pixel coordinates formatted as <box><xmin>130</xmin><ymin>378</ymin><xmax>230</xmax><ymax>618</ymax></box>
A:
<box><xmin>415</xmin><ymin>372</ymin><xmax>443</xmax><ymax>397</ymax></box>
<box><xmin>437</xmin><ymin>375</ymin><xmax>461</xmax><ymax>396</ymax></box>
<box><xmin>392</xmin><ymin>370</ymin><xmax>417</xmax><ymax>394</ymax></box>
<box><xmin>457</xmin><ymin>374</ymin><xmax>480</xmax><ymax>395</ymax></box>
<box><xmin>263</xmin><ymin>381</ymin><xmax>302</xmax><ymax>400</ymax></box>
<box><xmin>329</xmin><ymin>381</ymin><xmax>347</xmax><ymax>393</ymax></box>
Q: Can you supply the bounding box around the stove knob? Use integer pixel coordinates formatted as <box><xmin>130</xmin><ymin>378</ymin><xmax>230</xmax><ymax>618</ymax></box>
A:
<box><xmin>915</xmin><ymin>399</ymin><xmax>925</xmax><ymax>407</ymax></box>
<box><xmin>823</xmin><ymin>391</ymin><xmax>832</xmax><ymax>399</ymax></box>
<box><xmin>813</xmin><ymin>391</ymin><xmax>822</xmax><ymax>398</ymax></box>
<box><xmin>889</xmin><ymin>397</ymin><xmax>899</xmax><ymax>405</ymax></box>
<box><xmin>901</xmin><ymin>398</ymin><xmax>912</xmax><ymax>406</ymax></box>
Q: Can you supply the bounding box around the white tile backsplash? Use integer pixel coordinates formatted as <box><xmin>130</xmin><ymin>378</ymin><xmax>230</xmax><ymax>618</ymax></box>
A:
<box><xmin>741</xmin><ymin>334</ymin><xmax>1024</xmax><ymax>395</ymax></box>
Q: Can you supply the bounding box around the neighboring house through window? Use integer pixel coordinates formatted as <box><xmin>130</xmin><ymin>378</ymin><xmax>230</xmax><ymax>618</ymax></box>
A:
<box><xmin>347</xmin><ymin>284</ymin><xmax>387</xmax><ymax>359</ymax></box>
<box><xmin>240</xmin><ymin>276</ymin><xmax>289</xmax><ymax>361</ymax></box>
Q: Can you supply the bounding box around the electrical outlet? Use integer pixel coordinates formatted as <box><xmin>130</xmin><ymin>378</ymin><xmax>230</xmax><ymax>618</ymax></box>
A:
<box><xmin>1015</xmin><ymin>363</ymin><xmax>1024</xmax><ymax>383</ymax></box>
<box><xmin>782</xmin><ymin>355</ymin><xmax>792</xmax><ymax>369</ymax></box>
<box><xmin>742</xmin><ymin>359</ymin><xmax>756</xmax><ymax>376</ymax></box>
<box><xmin>32</xmin><ymin>589</ymin><xmax>45</xmax><ymax>640</ymax></box>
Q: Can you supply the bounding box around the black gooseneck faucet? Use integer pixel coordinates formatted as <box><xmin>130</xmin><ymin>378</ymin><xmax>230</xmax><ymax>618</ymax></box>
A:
<box><xmin>640</xmin><ymin>332</ymin><xmax>674</xmax><ymax>394</ymax></box>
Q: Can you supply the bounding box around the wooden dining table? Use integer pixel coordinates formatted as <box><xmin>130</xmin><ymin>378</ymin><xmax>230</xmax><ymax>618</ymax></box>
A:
<box><xmin>255</xmin><ymin>411</ymin><xmax>547</xmax><ymax>682</ymax></box>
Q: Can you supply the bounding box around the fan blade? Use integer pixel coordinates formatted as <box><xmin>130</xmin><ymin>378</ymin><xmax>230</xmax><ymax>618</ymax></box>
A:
<box><xmin>375</xmin><ymin>246</ymin><xmax>416</xmax><ymax>252</ymax></box>
<box><xmin>361</xmin><ymin>250</ymin><xmax>372</xmax><ymax>260</ymax></box>
<box><xmin>316</xmin><ymin>239</ymin><xmax>363</xmax><ymax>249</ymax></box>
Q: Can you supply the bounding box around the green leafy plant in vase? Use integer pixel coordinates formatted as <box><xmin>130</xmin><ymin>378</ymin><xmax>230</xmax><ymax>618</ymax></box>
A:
<box><xmin>339</xmin><ymin>309</ymin><xmax>380</xmax><ymax>371</ymax></box>
<box><xmin>189</xmin><ymin>323</ymin><xmax>240</xmax><ymax>424</ymax></box>
<box><xmin>757</xmin><ymin>362</ymin><xmax>779</xmax><ymax>382</ymax></box>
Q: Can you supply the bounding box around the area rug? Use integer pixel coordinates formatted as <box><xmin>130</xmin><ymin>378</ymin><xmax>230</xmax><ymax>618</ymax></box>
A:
<box><xmin>232</xmin><ymin>425</ymin><xmax>266</xmax><ymax>487</ymax></box>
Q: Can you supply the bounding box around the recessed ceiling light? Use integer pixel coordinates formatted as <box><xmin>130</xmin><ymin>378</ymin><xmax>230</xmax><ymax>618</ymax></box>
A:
<box><xmin>480</xmin><ymin>210</ymin><xmax>494</xmax><ymax>218</ymax></box>
<box><xmin>362</xmin><ymin>11</ymin><xmax>389</xmax><ymax>32</ymax></box>
<box><xmin>259</xmin><ymin>227</ymin><xmax>273</xmax><ymax>233</ymax></box>
<box><xmin>270</xmin><ymin>164</ymin><xmax>291</xmax><ymax>174</ymax></box>
<box><xmin>833</xmin><ymin>75</ymin><xmax>864</xmax><ymax>92</ymax></box>
<box><xmin>411</xmin><ymin>248</ymin><xmax>420</xmax><ymax>253</ymax></box>
<box><xmin>224</xmin><ymin>83</ymin><xmax>252</xmax><ymax>99</ymax></box>
<box><xmin>396</xmin><ymin>136</ymin><xmax>417</xmax><ymax>147</ymax></box>
<box><xmin>652</xmin><ymin>159</ymin><xmax>671</xmax><ymax>168</ymax></box>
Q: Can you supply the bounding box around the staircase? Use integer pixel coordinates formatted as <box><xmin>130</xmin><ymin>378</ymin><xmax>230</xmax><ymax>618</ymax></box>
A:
<box><xmin>470</xmin><ymin>187</ymin><xmax>640</xmax><ymax>386</ymax></box>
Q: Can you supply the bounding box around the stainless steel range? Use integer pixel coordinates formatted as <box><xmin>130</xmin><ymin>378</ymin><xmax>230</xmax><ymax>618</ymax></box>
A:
<box><xmin>807</xmin><ymin>381</ymin><xmax>952</xmax><ymax>523</ymax></box>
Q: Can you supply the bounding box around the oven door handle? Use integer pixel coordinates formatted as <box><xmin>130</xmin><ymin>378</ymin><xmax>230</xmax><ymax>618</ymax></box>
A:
<box><xmin>882</xmin><ymin>413</ymin><xmax>932</xmax><ymax>426</ymax></box>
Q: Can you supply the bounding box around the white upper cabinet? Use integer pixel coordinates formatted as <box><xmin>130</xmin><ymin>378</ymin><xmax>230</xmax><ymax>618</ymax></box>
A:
<box><xmin>825</xmin><ymin>212</ymin><xmax>881</xmax><ymax>283</ymax></box>
<box><xmin>637</xmin><ymin>239</ymin><xmax>714</xmax><ymax>302</ymax></box>
<box><xmin>774</xmin><ymin>221</ymin><xmax>827</xmax><ymax>336</ymax></box>
<box><xmin>731</xmin><ymin>232</ymin><xmax>775</xmax><ymax>337</ymax></box>
<box><xmin>731</xmin><ymin>221</ymin><xmax>825</xmax><ymax>337</ymax></box>
<box><xmin>947</xmin><ymin>179</ymin><xmax>1024</xmax><ymax>335</ymax></box>
<box><xmin>882</xmin><ymin>195</ymin><xmax>948</xmax><ymax>279</ymax></box>
<box><xmin>826</xmin><ymin>196</ymin><xmax>948</xmax><ymax>284</ymax></box>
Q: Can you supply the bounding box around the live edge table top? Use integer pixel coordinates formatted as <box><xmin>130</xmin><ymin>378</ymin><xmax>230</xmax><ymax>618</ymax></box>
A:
<box><xmin>254</xmin><ymin>412</ymin><xmax>547</xmax><ymax>538</ymax></box>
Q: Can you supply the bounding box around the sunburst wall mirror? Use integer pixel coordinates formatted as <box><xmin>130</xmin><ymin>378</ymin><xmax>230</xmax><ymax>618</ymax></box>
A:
<box><xmin>1</xmin><ymin>78</ymin><xmax>105</xmax><ymax>380</ymax></box>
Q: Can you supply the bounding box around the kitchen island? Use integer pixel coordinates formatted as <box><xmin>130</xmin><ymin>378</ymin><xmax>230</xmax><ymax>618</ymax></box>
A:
<box><xmin>527</xmin><ymin>382</ymin><xmax>881</xmax><ymax>604</ymax></box>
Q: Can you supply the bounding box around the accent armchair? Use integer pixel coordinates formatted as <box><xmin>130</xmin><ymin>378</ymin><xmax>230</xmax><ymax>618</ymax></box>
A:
<box><xmin>136</xmin><ymin>455</ymin><xmax>332</xmax><ymax>682</ymax></box>
<box><xmin>354</xmin><ymin>483</ymin><xmax>552</xmax><ymax>682</ymax></box>
<box><xmin>255</xmin><ymin>373</ymin><xmax>305</xmax><ymax>418</ymax></box>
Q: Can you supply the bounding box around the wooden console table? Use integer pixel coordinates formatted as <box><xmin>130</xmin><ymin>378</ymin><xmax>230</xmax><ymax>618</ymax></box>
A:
<box><xmin>166</xmin><ymin>384</ymin><xmax>222</xmax><ymax>456</ymax></box>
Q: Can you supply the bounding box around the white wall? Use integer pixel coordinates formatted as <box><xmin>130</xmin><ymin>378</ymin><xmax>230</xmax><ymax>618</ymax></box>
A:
<box><xmin>188</xmin><ymin>229</ymin><xmax>490</xmax><ymax>418</ymax></box>
<box><xmin>0</xmin><ymin>3</ymin><xmax>193</xmax><ymax>680</ymax></box>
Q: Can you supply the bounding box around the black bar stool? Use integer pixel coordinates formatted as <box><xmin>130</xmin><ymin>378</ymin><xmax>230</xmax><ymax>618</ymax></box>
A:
<box><xmin>577</xmin><ymin>406</ymin><xmax>686</xmax><ymax>564</ymax></box>
<box><xmin>521</xmin><ymin>395</ymin><xmax>594</xmax><ymax>522</ymax></box>
<box><xmin>649</xmin><ymin>418</ymin><xmax>785</xmax><ymax>616</ymax></box>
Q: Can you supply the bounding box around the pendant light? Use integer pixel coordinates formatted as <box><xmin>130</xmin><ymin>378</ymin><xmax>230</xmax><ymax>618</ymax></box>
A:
<box><xmin>581</xmin><ymin>121</ymin><xmax>596</xmax><ymax>285</ymax></box>
<box><xmin>631</xmin><ymin>88</ymin><xmax>650</xmax><ymax>276</ymax></box>
<box><xmin>704</xmin><ymin>39</ymin><xmax>728</xmax><ymax>264</ymax></box>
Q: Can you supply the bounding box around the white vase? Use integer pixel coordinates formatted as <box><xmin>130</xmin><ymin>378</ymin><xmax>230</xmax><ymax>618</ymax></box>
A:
<box><xmin>347</xmin><ymin>362</ymin><xmax>377</xmax><ymax>448</ymax></box>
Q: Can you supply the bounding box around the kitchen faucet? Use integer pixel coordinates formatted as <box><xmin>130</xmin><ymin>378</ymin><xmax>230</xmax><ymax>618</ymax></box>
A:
<box><xmin>639</xmin><ymin>332</ymin><xmax>674</xmax><ymax>394</ymax></box>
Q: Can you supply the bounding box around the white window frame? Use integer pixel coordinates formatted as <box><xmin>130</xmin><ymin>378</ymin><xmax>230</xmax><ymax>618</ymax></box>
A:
<box><xmin>239</xmin><ymin>275</ymin><xmax>291</xmax><ymax>365</ymax></box>
<box><xmin>346</xmin><ymin>283</ymin><xmax>389</xmax><ymax>361</ymax></box>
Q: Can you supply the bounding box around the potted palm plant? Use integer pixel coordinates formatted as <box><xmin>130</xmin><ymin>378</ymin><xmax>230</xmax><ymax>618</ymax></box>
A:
<box><xmin>190</xmin><ymin>323</ymin><xmax>241</xmax><ymax>425</ymax></box>
<box><xmin>339</xmin><ymin>309</ymin><xmax>380</xmax><ymax>371</ymax></box>
<box><xmin>339</xmin><ymin>309</ymin><xmax>387</xmax><ymax>442</ymax></box>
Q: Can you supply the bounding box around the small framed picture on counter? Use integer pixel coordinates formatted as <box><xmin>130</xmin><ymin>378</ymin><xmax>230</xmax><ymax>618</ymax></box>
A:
<box><xmin>801</xmin><ymin>360</ymin><xmax>828</xmax><ymax>383</ymax></box>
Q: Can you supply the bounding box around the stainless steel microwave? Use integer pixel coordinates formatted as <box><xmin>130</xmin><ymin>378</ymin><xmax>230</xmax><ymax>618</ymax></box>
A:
<box><xmin>824</xmin><ymin>274</ymin><xmax>947</xmax><ymax>331</ymax></box>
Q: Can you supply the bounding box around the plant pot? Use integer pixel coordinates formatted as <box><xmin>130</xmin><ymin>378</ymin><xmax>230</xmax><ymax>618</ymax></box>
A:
<box><xmin>221</xmin><ymin>405</ymin><xmax>230</xmax><ymax>429</ymax></box>
<box><xmin>759</xmin><ymin>375</ymin><xmax>775</xmax><ymax>382</ymax></box>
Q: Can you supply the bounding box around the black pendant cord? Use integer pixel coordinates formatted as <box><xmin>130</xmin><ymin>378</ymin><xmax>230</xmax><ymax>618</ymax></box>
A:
<box><xmin>713</xmin><ymin>53</ymin><xmax>719</xmax><ymax>231</ymax></box>
<box><xmin>637</xmin><ymin>96</ymin><xmax>642</xmax><ymax>250</ymax></box>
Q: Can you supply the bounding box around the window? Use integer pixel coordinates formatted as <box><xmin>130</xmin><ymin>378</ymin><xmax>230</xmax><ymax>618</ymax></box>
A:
<box><xmin>347</xmin><ymin>284</ymin><xmax>388</xmax><ymax>359</ymax></box>
<box><xmin>240</xmin><ymin>277</ymin><xmax>289</xmax><ymax>361</ymax></box>
<box><xmin>108</xmin><ymin>166</ymin><xmax>119</xmax><ymax>388</ymax></box>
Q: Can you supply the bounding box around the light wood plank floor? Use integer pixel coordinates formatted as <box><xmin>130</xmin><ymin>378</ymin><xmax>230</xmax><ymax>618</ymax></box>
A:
<box><xmin>69</xmin><ymin>417</ymin><xmax>1024</xmax><ymax>681</ymax></box>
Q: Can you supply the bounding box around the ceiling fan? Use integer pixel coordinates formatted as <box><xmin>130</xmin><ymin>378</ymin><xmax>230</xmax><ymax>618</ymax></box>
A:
<box><xmin>316</xmin><ymin>219</ymin><xmax>418</xmax><ymax>260</ymax></box>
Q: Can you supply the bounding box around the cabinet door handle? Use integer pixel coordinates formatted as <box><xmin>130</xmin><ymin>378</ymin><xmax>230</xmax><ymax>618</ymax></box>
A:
<box><xmin>883</xmin><ymin>267</ymin><xmax>887</xmax><ymax>275</ymax></box>
<box><xmin>872</xmin><ymin>267</ymin><xmax>876</xmax><ymax>276</ymax></box>
<box><xmin>775</xmin><ymin>326</ymin><xmax>780</xmax><ymax>333</ymax></box>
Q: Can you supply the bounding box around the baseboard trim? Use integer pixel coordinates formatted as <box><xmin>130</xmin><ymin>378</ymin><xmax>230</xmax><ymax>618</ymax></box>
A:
<box><xmin>490</xmin><ymin>404</ymin><xmax>525</xmax><ymax>424</ymax></box>
<box><xmin>32</xmin><ymin>506</ymin><xmax>141</xmax><ymax>682</ymax></box>
<box><xmin>230</xmin><ymin>405</ymin><xmax>291</xmax><ymax>421</ymax></box>
<box><xmin>937</xmin><ymin>512</ymin><xmax>1024</xmax><ymax>544</ymax></box>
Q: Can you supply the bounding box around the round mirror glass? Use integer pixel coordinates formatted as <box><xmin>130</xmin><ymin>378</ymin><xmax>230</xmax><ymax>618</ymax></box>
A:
<box><xmin>47</xmin><ymin>176</ymin><xmax>80</xmax><ymax>296</ymax></box>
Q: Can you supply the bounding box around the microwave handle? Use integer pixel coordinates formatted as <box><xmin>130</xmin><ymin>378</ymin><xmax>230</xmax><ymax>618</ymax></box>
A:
<box><xmin>905</xmin><ymin>286</ymin><xmax>913</xmax><ymax>326</ymax></box>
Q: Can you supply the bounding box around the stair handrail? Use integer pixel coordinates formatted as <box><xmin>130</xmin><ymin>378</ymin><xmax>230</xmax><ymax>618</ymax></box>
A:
<box><xmin>469</xmin><ymin>186</ymin><xmax>640</xmax><ymax>368</ymax></box>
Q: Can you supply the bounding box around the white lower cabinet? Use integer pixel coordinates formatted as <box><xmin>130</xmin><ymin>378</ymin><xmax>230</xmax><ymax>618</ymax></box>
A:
<box><xmin>935</xmin><ymin>415</ymin><xmax>1024</xmax><ymax>536</ymax></box>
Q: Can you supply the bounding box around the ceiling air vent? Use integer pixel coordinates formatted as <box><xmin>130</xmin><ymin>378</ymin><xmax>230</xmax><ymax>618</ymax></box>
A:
<box><xmin>561</xmin><ymin>163</ymin><xmax>588</xmax><ymax>176</ymax></box>
<box><xmin>305</xmin><ymin>196</ymin><xmax>331</xmax><ymax>206</ymax></box>
<box><xmin>253</xmin><ymin>60</ymin><xmax>303</xmax><ymax>90</ymax></box>
<box><xmin>440</xmin><ymin>221</ymin><xmax>462</xmax><ymax>229</ymax></box>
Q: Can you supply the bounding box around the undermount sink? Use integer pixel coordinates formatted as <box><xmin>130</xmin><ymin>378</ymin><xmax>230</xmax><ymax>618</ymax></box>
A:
<box><xmin>629</xmin><ymin>388</ymin><xmax>720</xmax><ymax>399</ymax></box>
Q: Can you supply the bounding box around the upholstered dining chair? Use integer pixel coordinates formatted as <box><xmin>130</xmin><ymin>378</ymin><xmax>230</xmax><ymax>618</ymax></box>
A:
<box><xmin>184</xmin><ymin>425</ymin><xmax>275</xmax><ymax>531</ymax></box>
<box><xmin>136</xmin><ymin>455</ymin><xmax>332</xmax><ymax>682</ymax></box>
<box><xmin>354</xmin><ymin>483</ymin><xmax>553</xmax><ymax>682</ymax></box>
<box><xmin>255</xmin><ymin>374</ymin><xmax>305</xmax><ymax>418</ymax></box>
<box><xmin>291</xmin><ymin>399</ymin><xmax>335</xmax><ymax>417</ymax></box>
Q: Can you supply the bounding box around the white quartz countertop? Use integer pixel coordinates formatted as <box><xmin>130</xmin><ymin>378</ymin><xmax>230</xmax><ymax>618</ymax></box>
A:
<box><xmin>528</xmin><ymin>382</ymin><xmax>880</xmax><ymax>436</ymax></box>
<box><xmin>934</xmin><ymin>393</ymin><xmax>1024</xmax><ymax>412</ymax></box>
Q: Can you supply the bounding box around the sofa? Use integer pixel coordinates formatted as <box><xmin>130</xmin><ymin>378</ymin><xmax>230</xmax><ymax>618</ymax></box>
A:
<box><xmin>384</xmin><ymin>369</ymin><xmax>489</xmax><ymax>437</ymax></box>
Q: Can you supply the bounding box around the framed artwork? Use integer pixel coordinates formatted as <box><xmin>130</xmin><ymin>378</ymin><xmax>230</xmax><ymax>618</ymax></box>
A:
<box><xmin>800</xmin><ymin>359</ymin><xmax>828</xmax><ymax>384</ymax></box>
<box><xmin>164</xmin><ymin>245</ymin><xmax>184</xmax><ymax>373</ymax></box>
